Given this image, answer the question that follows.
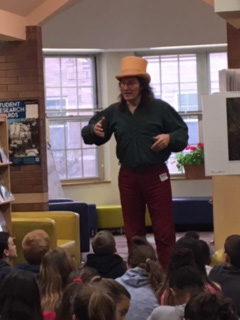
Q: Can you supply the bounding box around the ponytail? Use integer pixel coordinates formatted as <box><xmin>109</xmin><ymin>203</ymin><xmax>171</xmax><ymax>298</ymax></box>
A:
<box><xmin>157</xmin><ymin>248</ymin><xmax>197</xmax><ymax>305</ymax></box>
<box><xmin>138</xmin><ymin>259</ymin><xmax>163</xmax><ymax>292</ymax></box>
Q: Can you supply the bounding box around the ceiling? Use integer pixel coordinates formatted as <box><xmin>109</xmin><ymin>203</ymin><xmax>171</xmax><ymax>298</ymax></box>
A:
<box><xmin>0</xmin><ymin>0</ymin><xmax>47</xmax><ymax>16</ymax></box>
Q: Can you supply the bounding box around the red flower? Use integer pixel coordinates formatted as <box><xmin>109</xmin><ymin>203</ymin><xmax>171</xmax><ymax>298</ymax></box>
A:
<box><xmin>189</xmin><ymin>146</ymin><xmax>197</xmax><ymax>151</ymax></box>
<box><xmin>197</xmin><ymin>143</ymin><xmax>204</xmax><ymax>148</ymax></box>
<box><xmin>185</xmin><ymin>145</ymin><xmax>191</xmax><ymax>150</ymax></box>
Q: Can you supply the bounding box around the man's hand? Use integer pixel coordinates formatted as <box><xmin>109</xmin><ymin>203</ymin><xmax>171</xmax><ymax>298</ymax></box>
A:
<box><xmin>93</xmin><ymin>117</ymin><xmax>105</xmax><ymax>138</ymax></box>
<box><xmin>151</xmin><ymin>134</ymin><xmax>170</xmax><ymax>152</ymax></box>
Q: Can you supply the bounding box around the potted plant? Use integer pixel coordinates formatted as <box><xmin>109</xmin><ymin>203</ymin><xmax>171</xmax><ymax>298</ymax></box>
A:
<box><xmin>176</xmin><ymin>143</ymin><xmax>207</xmax><ymax>179</ymax></box>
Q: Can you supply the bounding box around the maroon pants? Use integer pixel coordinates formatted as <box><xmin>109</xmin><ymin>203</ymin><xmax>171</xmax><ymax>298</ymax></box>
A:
<box><xmin>118</xmin><ymin>164</ymin><xmax>175</xmax><ymax>269</ymax></box>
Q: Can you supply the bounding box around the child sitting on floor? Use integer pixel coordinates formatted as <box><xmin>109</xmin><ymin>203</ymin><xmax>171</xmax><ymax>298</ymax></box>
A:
<box><xmin>15</xmin><ymin>229</ymin><xmax>50</xmax><ymax>276</ymax></box>
<box><xmin>185</xmin><ymin>292</ymin><xmax>238</xmax><ymax>320</ymax></box>
<box><xmin>148</xmin><ymin>259</ymin><xmax>204</xmax><ymax>320</ymax></box>
<box><xmin>116</xmin><ymin>236</ymin><xmax>163</xmax><ymax>320</ymax></box>
<box><xmin>85</xmin><ymin>230</ymin><xmax>126</xmax><ymax>279</ymax></box>
<box><xmin>209</xmin><ymin>234</ymin><xmax>240</xmax><ymax>315</ymax></box>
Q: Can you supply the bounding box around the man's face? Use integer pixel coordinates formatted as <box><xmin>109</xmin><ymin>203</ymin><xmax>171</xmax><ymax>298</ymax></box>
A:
<box><xmin>5</xmin><ymin>237</ymin><xmax>17</xmax><ymax>259</ymax></box>
<box><xmin>119</xmin><ymin>77</ymin><xmax>141</xmax><ymax>103</ymax></box>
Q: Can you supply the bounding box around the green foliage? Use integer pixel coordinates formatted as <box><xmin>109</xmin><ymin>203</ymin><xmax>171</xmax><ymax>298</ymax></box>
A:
<box><xmin>176</xmin><ymin>144</ymin><xmax>204</xmax><ymax>172</ymax></box>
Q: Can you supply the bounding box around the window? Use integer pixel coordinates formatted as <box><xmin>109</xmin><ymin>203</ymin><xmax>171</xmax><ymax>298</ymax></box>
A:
<box><xmin>146</xmin><ymin>54</ymin><xmax>198</xmax><ymax>111</ymax></box>
<box><xmin>45</xmin><ymin>56</ymin><xmax>99</xmax><ymax>180</ymax></box>
<box><xmin>144</xmin><ymin>51</ymin><xmax>227</xmax><ymax>175</ymax></box>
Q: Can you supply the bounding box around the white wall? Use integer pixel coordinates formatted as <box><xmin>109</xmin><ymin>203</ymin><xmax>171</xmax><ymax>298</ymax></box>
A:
<box><xmin>42</xmin><ymin>0</ymin><xmax>226</xmax><ymax>49</ymax></box>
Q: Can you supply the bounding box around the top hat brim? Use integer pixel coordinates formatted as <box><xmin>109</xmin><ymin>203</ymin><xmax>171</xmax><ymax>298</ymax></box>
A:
<box><xmin>115</xmin><ymin>72</ymin><xmax>151</xmax><ymax>83</ymax></box>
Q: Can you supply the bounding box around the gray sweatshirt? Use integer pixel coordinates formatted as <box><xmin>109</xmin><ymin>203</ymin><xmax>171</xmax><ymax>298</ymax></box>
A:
<box><xmin>116</xmin><ymin>267</ymin><xmax>159</xmax><ymax>320</ymax></box>
<box><xmin>147</xmin><ymin>305</ymin><xmax>185</xmax><ymax>320</ymax></box>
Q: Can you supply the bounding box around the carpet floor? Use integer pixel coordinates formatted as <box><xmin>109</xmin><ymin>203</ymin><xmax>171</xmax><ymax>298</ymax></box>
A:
<box><xmin>83</xmin><ymin>231</ymin><xmax>214</xmax><ymax>262</ymax></box>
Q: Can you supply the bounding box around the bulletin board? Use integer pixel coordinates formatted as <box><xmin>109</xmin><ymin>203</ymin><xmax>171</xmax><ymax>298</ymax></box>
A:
<box><xmin>0</xmin><ymin>99</ymin><xmax>40</xmax><ymax>165</ymax></box>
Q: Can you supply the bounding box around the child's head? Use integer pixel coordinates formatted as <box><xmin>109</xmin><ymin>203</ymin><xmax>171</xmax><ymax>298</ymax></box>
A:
<box><xmin>224</xmin><ymin>234</ymin><xmax>240</xmax><ymax>268</ymax></box>
<box><xmin>73</xmin><ymin>282</ymin><xmax>116</xmax><ymax>320</ymax></box>
<box><xmin>185</xmin><ymin>293</ymin><xmax>238</xmax><ymax>320</ymax></box>
<box><xmin>39</xmin><ymin>248</ymin><xmax>75</xmax><ymax>311</ymax></box>
<box><xmin>92</xmin><ymin>230</ymin><xmax>116</xmax><ymax>256</ymax></box>
<box><xmin>174</xmin><ymin>236</ymin><xmax>205</xmax><ymax>275</ymax></box>
<box><xmin>128</xmin><ymin>236</ymin><xmax>157</xmax><ymax>267</ymax></box>
<box><xmin>67</xmin><ymin>266</ymin><xmax>100</xmax><ymax>284</ymax></box>
<box><xmin>56</xmin><ymin>282</ymin><xmax>81</xmax><ymax>320</ymax></box>
<box><xmin>22</xmin><ymin>229</ymin><xmax>50</xmax><ymax>265</ymax></box>
<box><xmin>185</xmin><ymin>231</ymin><xmax>200</xmax><ymax>240</ymax></box>
<box><xmin>0</xmin><ymin>232</ymin><xmax>17</xmax><ymax>261</ymax></box>
<box><xmin>168</xmin><ymin>247</ymin><xmax>196</xmax><ymax>271</ymax></box>
<box><xmin>94</xmin><ymin>278</ymin><xmax>130</xmax><ymax>320</ymax></box>
<box><xmin>158</xmin><ymin>248</ymin><xmax>202</xmax><ymax>305</ymax></box>
<box><xmin>0</xmin><ymin>269</ymin><xmax>42</xmax><ymax>320</ymax></box>
<box><xmin>169</xmin><ymin>265</ymin><xmax>204</xmax><ymax>304</ymax></box>
<box><xmin>128</xmin><ymin>236</ymin><xmax>163</xmax><ymax>291</ymax></box>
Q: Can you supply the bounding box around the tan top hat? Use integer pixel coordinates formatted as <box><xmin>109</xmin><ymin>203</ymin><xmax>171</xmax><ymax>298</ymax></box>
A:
<box><xmin>115</xmin><ymin>56</ymin><xmax>151</xmax><ymax>83</ymax></box>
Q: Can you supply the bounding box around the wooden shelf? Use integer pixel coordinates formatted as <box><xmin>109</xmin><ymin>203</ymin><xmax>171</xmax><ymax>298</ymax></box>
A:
<box><xmin>0</xmin><ymin>116</ymin><xmax>12</xmax><ymax>232</ymax></box>
<box><xmin>0</xmin><ymin>200</ymin><xmax>13</xmax><ymax>206</ymax></box>
<box><xmin>0</xmin><ymin>162</ymin><xmax>12</xmax><ymax>167</ymax></box>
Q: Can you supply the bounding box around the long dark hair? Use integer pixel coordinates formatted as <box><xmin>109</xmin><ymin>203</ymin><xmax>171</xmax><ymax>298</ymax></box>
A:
<box><xmin>158</xmin><ymin>238</ymin><xmax>220</xmax><ymax>305</ymax></box>
<box><xmin>158</xmin><ymin>248</ymin><xmax>196</xmax><ymax>305</ymax></box>
<box><xmin>118</xmin><ymin>77</ymin><xmax>154</xmax><ymax>112</ymax></box>
<box><xmin>0</xmin><ymin>269</ymin><xmax>43</xmax><ymax>320</ymax></box>
<box><xmin>173</xmin><ymin>237</ymin><xmax>218</xmax><ymax>289</ymax></box>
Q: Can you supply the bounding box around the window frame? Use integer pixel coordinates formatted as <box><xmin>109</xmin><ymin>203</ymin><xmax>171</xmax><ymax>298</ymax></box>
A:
<box><xmin>44</xmin><ymin>53</ymin><xmax>105</xmax><ymax>183</ymax></box>
<box><xmin>137</xmin><ymin>48</ymin><xmax>227</xmax><ymax>177</ymax></box>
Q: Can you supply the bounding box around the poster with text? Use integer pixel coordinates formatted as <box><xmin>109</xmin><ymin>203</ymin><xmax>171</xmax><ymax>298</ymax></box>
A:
<box><xmin>0</xmin><ymin>100</ymin><xmax>40</xmax><ymax>165</ymax></box>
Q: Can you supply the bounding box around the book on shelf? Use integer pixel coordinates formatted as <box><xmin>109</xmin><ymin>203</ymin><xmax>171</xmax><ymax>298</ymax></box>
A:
<box><xmin>0</xmin><ymin>141</ymin><xmax>9</xmax><ymax>164</ymax></box>
<box><xmin>0</xmin><ymin>210</ymin><xmax>6</xmax><ymax>231</ymax></box>
<box><xmin>0</xmin><ymin>181</ymin><xmax>14</xmax><ymax>203</ymax></box>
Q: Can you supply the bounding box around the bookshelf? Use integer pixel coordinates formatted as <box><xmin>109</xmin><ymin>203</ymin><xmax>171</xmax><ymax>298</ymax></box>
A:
<box><xmin>0</xmin><ymin>115</ymin><xmax>13</xmax><ymax>232</ymax></box>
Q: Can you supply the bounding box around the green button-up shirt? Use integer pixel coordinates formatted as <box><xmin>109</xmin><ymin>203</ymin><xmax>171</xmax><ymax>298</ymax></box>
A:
<box><xmin>82</xmin><ymin>99</ymin><xmax>188</xmax><ymax>169</ymax></box>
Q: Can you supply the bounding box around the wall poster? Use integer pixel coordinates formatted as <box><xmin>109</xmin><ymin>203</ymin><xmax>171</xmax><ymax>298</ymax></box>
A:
<box><xmin>0</xmin><ymin>100</ymin><xmax>40</xmax><ymax>165</ymax></box>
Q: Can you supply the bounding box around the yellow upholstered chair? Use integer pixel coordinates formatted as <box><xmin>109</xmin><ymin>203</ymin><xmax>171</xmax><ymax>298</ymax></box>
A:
<box><xmin>12</xmin><ymin>217</ymin><xmax>57</xmax><ymax>264</ymax></box>
<box><xmin>96</xmin><ymin>205</ymin><xmax>152</xmax><ymax>229</ymax></box>
<box><xmin>12</xmin><ymin>211</ymin><xmax>81</xmax><ymax>266</ymax></box>
<box><xmin>97</xmin><ymin>205</ymin><xmax>124</xmax><ymax>229</ymax></box>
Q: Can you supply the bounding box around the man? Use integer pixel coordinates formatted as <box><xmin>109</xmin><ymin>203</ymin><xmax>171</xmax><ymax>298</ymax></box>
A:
<box><xmin>82</xmin><ymin>56</ymin><xmax>188</xmax><ymax>269</ymax></box>
<box><xmin>0</xmin><ymin>231</ymin><xmax>17</xmax><ymax>280</ymax></box>
<box><xmin>209</xmin><ymin>234</ymin><xmax>240</xmax><ymax>315</ymax></box>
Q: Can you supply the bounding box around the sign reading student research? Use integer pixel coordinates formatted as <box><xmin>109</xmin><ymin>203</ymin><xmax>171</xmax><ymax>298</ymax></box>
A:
<box><xmin>0</xmin><ymin>100</ymin><xmax>40</xmax><ymax>166</ymax></box>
